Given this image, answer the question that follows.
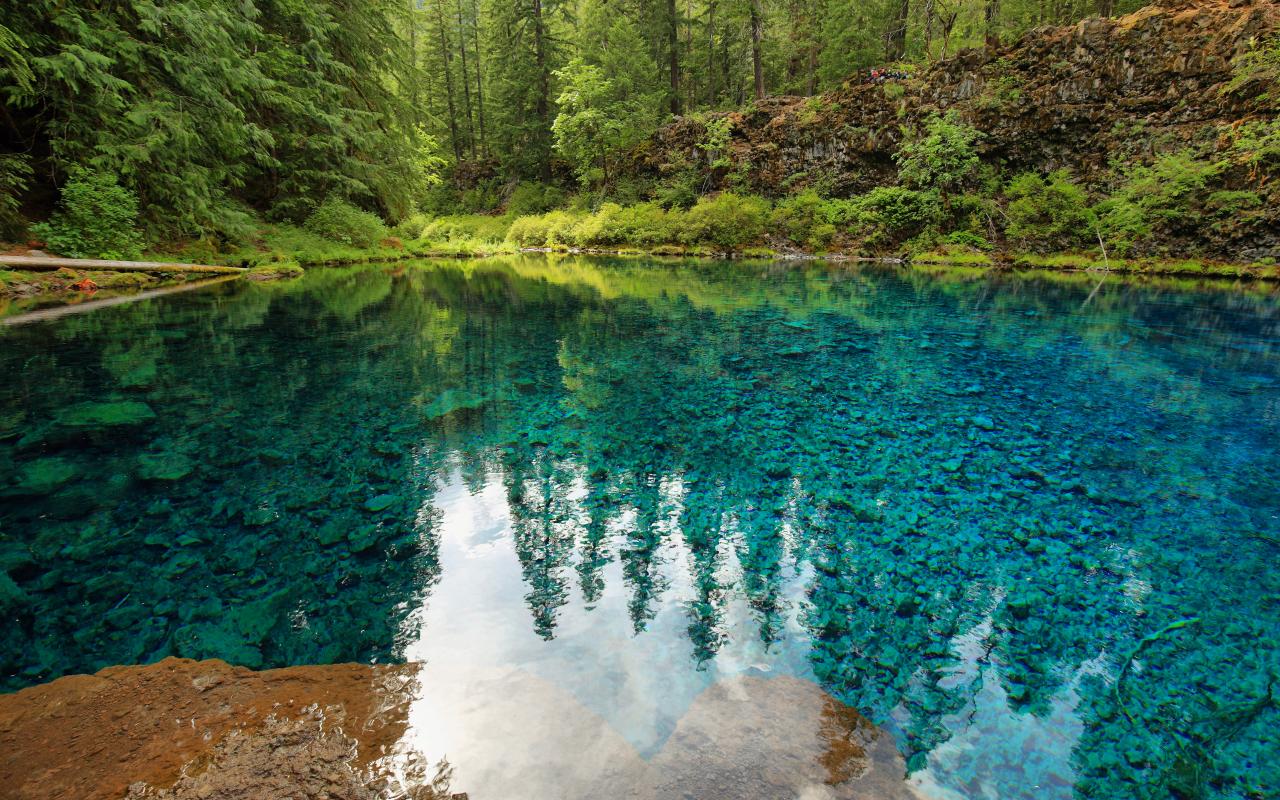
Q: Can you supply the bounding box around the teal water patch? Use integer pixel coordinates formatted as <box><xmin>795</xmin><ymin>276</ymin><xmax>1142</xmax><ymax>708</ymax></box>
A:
<box><xmin>2</xmin><ymin>258</ymin><xmax>1279</xmax><ymax>799</ymax></box>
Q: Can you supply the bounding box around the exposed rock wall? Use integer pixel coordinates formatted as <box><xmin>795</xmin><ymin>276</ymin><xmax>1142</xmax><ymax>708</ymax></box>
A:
<box><xmin>632</xmin><ymin>0</ymin><xmax>1280</xmax><ymax>257</ymax></box>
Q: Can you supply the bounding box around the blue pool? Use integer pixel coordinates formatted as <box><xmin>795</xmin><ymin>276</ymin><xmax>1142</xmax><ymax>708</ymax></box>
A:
<box><xmin>1</xmin><ymin>257</ymin><xmax>1278</xmax><ymax>799</ymax></box>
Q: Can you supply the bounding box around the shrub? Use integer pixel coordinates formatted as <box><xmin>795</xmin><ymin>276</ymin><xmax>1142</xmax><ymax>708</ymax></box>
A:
<box><xmin>506</xmin><ymin>211</ymin><xmax>585</xmax><ymax>248</ymax></box>
<box><xmin>0</xmin><ymin>153</ymin><xmax>31</xmax><ymax>240</ymax></box>
<box><xmin>303</xmin><ymin>198</ymin><xmax>387</xmax><ymax>248</ymax></box>
<box><xmin>653</xmin><ymin>169</ymin><xmax>702</xmax><ymax>210</ymax></box>
<box><xmin>32</xmin><ymin>169</ymin><xmax>144</xmax><ymax>259</ymax></box>
<box><xmin>421</xmin><ymin>214</ymin><xmax>511</xmax><ymax>243</ymax></box>
<box><xmin>683</xmin><ymin>193</ymin><xmax>770</xmax><ymax>249</ymax></box>
<box><xmin>507</xmin><ymin>182</ymin><xmax>568</xmax><ymax>216</ymax></box>
<box><xmin>392</xmin><ymin>213</ymin><xmax>430</xmax><ymax>240</ymax></box>
<box><xmin>895</xmin><ymin>111</ymin><xmax>984</xmax><ymax>197</ymax></box>
<box><xmin>1003</xmin><ymin>170</ymin><xmax>1094</xmax><ymax>252</ymax></box>
<box><xmin>851</xmin><ymin>187</ymin><xmax>941</xmax><ymax>242</ymax></box>
<box><xmin>611</xmin><ymin>202</ymin><xmax>680</xmax><ymax>243</ymax></box>
<box><xmin>771</xmin><ymin>190</ymin><xmax>858</xmax><ymax>249</ymax></box>
<box><xmin>1094</xmin><ymin>149</ymin><xmax>1225</xmax><ymax>254</ymax></box>
<box><xmin>1093</xmin><ymin>198</ymin><xmax>1150</xmax><ymax>257</ymax></box>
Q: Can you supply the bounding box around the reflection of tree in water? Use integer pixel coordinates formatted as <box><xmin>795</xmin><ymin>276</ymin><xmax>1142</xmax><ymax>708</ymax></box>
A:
<box><xmin>503</xmin><ymin>449</ymin><xmax>583</xmax><ymax>640</ymax></box>
<box><xmin>682</xmin><ymin>480</ymin><xmax>729</xmax><ymax>663</ymax></box>
<box><xmin>619</xmin><ymin>474</ymin><xmax>670</xmax><ymax>634</ymax></box>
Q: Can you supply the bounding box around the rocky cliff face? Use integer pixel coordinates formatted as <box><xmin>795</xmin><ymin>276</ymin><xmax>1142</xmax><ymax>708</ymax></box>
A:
<box><xmin>633</xmin><ymin>0</ymin><xmax>1280</xmax><ymax>258</ymax></box>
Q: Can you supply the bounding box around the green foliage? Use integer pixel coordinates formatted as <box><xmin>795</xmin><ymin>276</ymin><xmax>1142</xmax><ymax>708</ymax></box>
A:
<box><xmin>771</xmin><ymin>191</ymin><xmax>855</xmax><ymax>249</ymax></box>
<box><xmin>895</xmin><ymin>112</ymin><xmax>984</xmax><ymax>197</ymax></box>
<box><xmin>850</xmin><ymin>187</ymin><xmax>942</xmax><ymax>243</ymax></box>
<box><xmin>507</xmin><ymin>183</ymin><xmax>569</xmax><ymax>216</ymax></box>
<box><xmin>1003</xmin><ymin>170</ymin><xmax>1094</xmax><ymax>252</ymax></box>
<box><xmin>683</xmin><ymin>193</ymin><xmax>771</xmax><ymax>249</ymax></box>
<box><xmin>421</xmin><ymin>214</ymin><xmax>512</xmax><ymax>243</ymax></box>
<box><xmin>698</xmin><ymin>116</ymin><xmax>736</xmax><ymax>170</ymax></box>
<box><xmin>1093</xmin><ymin>198</ymin><xmax>1150</xmax><ymax>257</ymax></box>
<box><xmin>1226</xmin><ymin>35</ymin><xmax>1280</xmax><ymax>103</ymax></box>
<box><xmin>2</xmin><ymin>0</ymin><xmax>431</xmax><ymax>237</ymax></box>
<box><xmin>653</xmin><ymin>168</ymin><xmax>703</xmax><ymax>210</ymax></box>
<box><xmin>31</xmin><ymin>170</ymin><xmax>143</xmax><ymax>259</ymax></box>
<box><xmin>303</xmin><ymin>199</ymin><xmax>388</xmax><ymax>248</ymax></box>
<box><xmin>0</xmin><ymin>22</ymin><xmax>33</xmax><ymax>99</ymax></box>
<box><xmin>552</xmin><ymin>55</ymin><xmax>657</xmax><ymax>188</ymax></box>
<box><xmin>0</xmin><ymin>153</ymin><xmax>31</xmax><ymax>240</ymax></box>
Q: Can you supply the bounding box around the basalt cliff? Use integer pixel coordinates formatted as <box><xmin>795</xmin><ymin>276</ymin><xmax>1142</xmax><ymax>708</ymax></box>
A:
<box><xmin>633</xmin><ymin>0</ymin><xmax>1280</xmax><ymax>261</ymax></box>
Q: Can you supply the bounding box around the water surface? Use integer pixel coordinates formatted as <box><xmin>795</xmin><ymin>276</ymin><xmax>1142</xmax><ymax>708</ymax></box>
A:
<box><xmin>2</xmin><ymin>257</ymin><xmax>1278</xmax><ymax>799</ymax></box>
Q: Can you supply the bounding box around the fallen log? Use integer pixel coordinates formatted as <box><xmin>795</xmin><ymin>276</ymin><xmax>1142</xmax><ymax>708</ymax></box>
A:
<box><xmin>0</xmin><ymin>255</ymin><xmax>245</xmax><ymax>274</ymax></box>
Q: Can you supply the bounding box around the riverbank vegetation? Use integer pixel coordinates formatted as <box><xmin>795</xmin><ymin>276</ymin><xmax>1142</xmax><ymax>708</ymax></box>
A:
<box><xmin>1</xmin><ymin>1</ymin><xmax>1277</xmax><ymax>275</ymax></box>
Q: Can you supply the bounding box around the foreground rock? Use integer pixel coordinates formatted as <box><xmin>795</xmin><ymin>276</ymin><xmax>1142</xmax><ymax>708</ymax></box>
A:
<box><xmin>0</xmin><ymin>658</ymin><xmax>926</xmax><ymax>800</ymax></box>
<box><xmin>0</xmin><ymin>658</ymin><xmax>426</xmax><ymax>800</ymax></box>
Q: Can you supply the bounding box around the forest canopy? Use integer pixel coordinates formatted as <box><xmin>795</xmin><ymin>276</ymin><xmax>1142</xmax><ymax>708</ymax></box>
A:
<box><xmin>0</xmin><ymin>0</ymin><xmax>1153</xmax><ymax>241</ymax></box>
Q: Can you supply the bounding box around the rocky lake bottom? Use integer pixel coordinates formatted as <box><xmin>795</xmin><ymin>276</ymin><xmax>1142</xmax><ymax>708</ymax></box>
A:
<box><xmin>1</xmin><ymin>256</ymin><xmax>1278</xmax><ymax>799</ymax></box>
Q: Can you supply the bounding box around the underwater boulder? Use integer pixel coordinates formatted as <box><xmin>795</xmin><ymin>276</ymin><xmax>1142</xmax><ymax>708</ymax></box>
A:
<box><xmin>9</xmin><ymin>457</ymin><xmax>80</xmax><ymax>496</ymax></box>
<box><xmin>56</xmin><ymin>400</ymin><xmax>157</xmax><ymax>430</ymax></box>
<box><xmin>422</xmin><ymin>389</ymin><xmax>488</xmax><ymax>420</ymax></box>
<box><xmin>137</xmin><ymin>452</ymin><xmax>194</xmax><ymax>481</ymax></box>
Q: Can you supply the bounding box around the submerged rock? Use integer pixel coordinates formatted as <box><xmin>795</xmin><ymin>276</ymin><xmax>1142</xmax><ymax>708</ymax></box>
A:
<box><xmin>56</xmin><ymin>401</ymin><xmax>157</xmax><ymax>430</ymax></box>
<box><xmin>9</xmin><ymin>457</ymin><xmax>80</xmax><ymax>495</ymax></box>
<box><xmin>136</xmin><ymin>452</ymin><xmax>194</xmax><ymax>482</ymax></box>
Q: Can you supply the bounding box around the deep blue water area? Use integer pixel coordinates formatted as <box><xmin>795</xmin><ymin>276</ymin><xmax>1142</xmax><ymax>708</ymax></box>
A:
<box><xmin>2</xmin><ymin>258</ymin><xmax>1279</xmax><ymax>799</ymax></box>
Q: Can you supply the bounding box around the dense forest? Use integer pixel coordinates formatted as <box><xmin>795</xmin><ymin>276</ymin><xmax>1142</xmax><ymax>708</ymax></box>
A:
<box><xmin>1</xmin><ymin>0</ymin><xmax>1277</xmax><ymax>265</ymax></box>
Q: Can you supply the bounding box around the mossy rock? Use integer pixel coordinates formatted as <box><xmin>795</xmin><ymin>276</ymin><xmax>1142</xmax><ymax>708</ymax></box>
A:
<box><xmin>55</xmin><ymin>400</ymin><xmax>156</xmax><ymax>430</ymax></box>
<box><xmin>172</xmin><ymin>622</ymin><xmax>264</xmax><ymax>668</ymax></box>
<box><xmin>11</xmin><ymin>457</ymin><xmax>80</xmax><ymax>495</ymax></box>
<box><xmin>422</xmin><ymin>389</ymin><xmax>488</xmax><ymax>419</ymax></box>
<box><xmin>137</xmin><ymin>452</ymin><xmax>194</xmax><ymax>481</ymax></box>
<box><xmin>245</xmin><ymin>262</ymin><xmax>304</xmax><ymax>281</ymax></box>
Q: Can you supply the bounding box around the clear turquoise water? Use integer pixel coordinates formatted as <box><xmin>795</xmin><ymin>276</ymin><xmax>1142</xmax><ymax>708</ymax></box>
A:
<box><xmin>2</xmin><ymin>258</ymin><xmax>1278</xmax><ymax>799</ymax></box>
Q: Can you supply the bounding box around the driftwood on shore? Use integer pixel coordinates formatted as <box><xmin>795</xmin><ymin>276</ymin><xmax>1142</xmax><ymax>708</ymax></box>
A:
<box><xmin>1</xmin><ymin>275</ymin><xmax>243</xmax><ymax>326</ymax></box>
<box><xmin>0</xmin><ymin>255</ymin><xmax>245</xmax><ymax>275</ymax></box>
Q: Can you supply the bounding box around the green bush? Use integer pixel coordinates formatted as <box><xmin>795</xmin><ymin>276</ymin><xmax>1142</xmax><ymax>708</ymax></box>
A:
<box><xmin>507</xmin><ymin>182</ymin><xmax>569</xmax><ymax>216</ymax></box>
<box><xmin>303</xmin><ymin>198</ymin><xmax>388</xmax><ymax>248</ymax></box>
<box><xmin>392</xmin><ymin>213</ymin><xmax>430</xmax><ymax>240</ymax></box>
<box><xmin>771</xmin><ymin>190</ymin><xmax>857</xmax><ymax>249</ymax></box>
<box><xmin>851</xmin><ymin>187</ymin><xmax>941</xmax><ymax>242</ymax></box>
<box><xmin>421</xmin><ymin>214</ymin><xmax>511</xmax><ymax>243</ymax></box>
<box><xmin>895</xmin><ymin>112</ymin><xmax>984</xmax><ymax>197</ymax></box>
<box><xmin>1003</xmin><ymin>170</ymin><xmax>1094</xmax><ymax>252</ymax></box>
<box><xmin>506</xmin><ymin>210</ymin><xmax>586</xmax><ymax>248</ymax></box>
<box><xmin>605</xmin><ymin>202</ymin><xmax>674</xmax><ymax>246</ymax></box>
<box><xmin>0</xmin><ymin>153</ymin><xmax>31</xmax><ymax>240</ymax></box>
<box><xmin>32</xmin><ymin>169</ymin><xmax>144</xmax><ymax>259</ymax></box>
<box><xmin>1093</xmin><ymin>198</ymin><xmax>1150</xmax><ymax>257</ymax></box>
<box><xmin>653</xmin><ymin>169</ymin><xmax>702</xmax><ymax>210</ymax></box>
<box><xmin>683</xmin><ymin>192</ymin><xmax>770</xmax><ymax>249</ymax></box>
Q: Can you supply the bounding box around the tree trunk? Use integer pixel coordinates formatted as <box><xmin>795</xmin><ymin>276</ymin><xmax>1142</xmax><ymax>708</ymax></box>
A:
<box><xmin>532</xmin><ymin>0</ymin><xmax>551</xmax><ymax>180</ymax></box>
<box><xmin>667</xmin><ymin>0</ymin><xmax>681</xmax><ymax>114</ymax></box>
<box><xmin>472</xmin><ymin>0</ymin><xmax>487</xmax><ymax>154</ymax></box>
<box><xmin>706</xmin><ymin>0</ymin><xmax>717</xmax><ymax>105</ymax></box>
<box><xmin>433</xmin><ymin>0</ymin><xmax>462</xmax><ymax>160</ymax></box>
<box><xmin>984</xmin><ymin>0</ymin><xmax>1000</xmax><ymax>47</ymax></box>
<box><xmin>455</xmin><ymin>0</ymin><xmax>477</xmax><ymax>157</ymax></box>
<box><xmin>886</xmin><ymin>0</ymin><xmax>909</xmax><ymax>62</ymax></box>
<box><xmin>749</xmin><ymin>0</ymin><xmax>765</xmax><ymax>100</ymax></box>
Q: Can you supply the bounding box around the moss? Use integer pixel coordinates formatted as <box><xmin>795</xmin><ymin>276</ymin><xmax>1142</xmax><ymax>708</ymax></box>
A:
<box><xmin>245</xmin><ymin>262</ymin><xmax>304</xmax><ymax>282</ymax></box>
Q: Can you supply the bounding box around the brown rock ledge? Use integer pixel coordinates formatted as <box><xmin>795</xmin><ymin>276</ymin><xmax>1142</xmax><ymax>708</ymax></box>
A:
<box><xmin>0</xmin><ymin>658</ymin><xmax>424</xmax><ymax>800</ymax></box>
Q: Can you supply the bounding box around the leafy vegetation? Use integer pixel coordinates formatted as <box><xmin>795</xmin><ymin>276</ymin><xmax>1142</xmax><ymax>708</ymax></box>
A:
<box><xmin>1003</xmin><ymin>170</ymin><xmax>1094</xmax><ymax>252</ymax></box>
<box><xmin>31</xmin><ymin>170</ymin><xmax>144</xmax><ymax>260</ymax></box>
<box><xmin>303</xmin><ymin>200</ymin><xmax>389</xmax><ymax>249</ymax></box>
